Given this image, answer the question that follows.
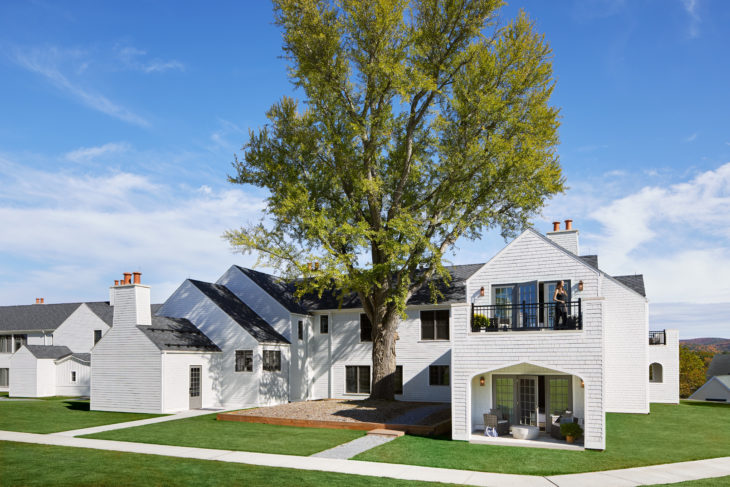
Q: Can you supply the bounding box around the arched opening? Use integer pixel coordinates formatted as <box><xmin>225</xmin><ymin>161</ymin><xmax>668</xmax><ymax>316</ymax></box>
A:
<box><xmin>649</xmin><ymin>362</ymin><xmax>663</xmax><ymax>383</ymax></box>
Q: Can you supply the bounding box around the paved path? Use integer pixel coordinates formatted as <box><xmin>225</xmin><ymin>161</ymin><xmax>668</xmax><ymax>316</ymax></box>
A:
<box><xmin>53</xmin><ymin>409</ymin><xmax>226</xmax><ymax>437</ymax></box>
<box><xmin>2</xmin><ymin>430</ymin><xmax>729</xmax><ymax>486</ymax></box>
<box><xmin>311</xmin><ymin>434</ymin><xmax>397</xmax><ymax>459</ymax></box>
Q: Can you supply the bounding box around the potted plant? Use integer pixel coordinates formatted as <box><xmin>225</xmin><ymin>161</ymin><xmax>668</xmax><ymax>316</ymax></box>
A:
<box><xmin>472</xmin><ymin>314</ymin><xmax>490</xmax><ymax>332</ymax></box>
<box><xmin>560</xmin><ymin>422</ymin><xmax>583</xmax><ymax>444</ymax></box>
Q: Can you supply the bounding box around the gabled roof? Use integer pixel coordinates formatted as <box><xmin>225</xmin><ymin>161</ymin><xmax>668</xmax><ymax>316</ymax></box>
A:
<box><xmin>715</xmin><ymin>375</ymin><xmax>730</xmax><ymax>390</ymax></box>
<box><xmin>23</xmin><ymin>345</ymin><xmax>73</xmax><ymax>360</ymax></box>
<box><xmin>612</xmin><ymin>275</ymin><xmax>646</xmax><ymax>297</ymax></box>
<box><xmin>0</xmin><ymin>303</ymin><xmax>82</xmax><ymax>332</ymax></box>
<box><xmin>707</xmin><ymin>354</ymin><xmax>730</xmax><ymax>380</ymax></box>
<box><xmin>137</xmin><ymin>316</ymin><xmax>221</xmax><ymax>352</ymax></box>
<box><xmin>188</xmin><ymin>280</ymin><xmax>289</xmax><ymax>344</ymax></box>
<box><xmin>236</xmin><ymin>263</ymin><xmax>484</xmax><ymax>313</ymax></box>
<box><xmin>85</xmin><ymin>302</ymin><xmax>113</xmax><ymax>326</ymax></box>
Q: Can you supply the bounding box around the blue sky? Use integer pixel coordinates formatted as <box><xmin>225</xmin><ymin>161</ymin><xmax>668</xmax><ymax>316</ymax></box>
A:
<box><xmin>1</xmin><ymin>0</ymin><xmax>728</xmax><ymax>339</ymax></box>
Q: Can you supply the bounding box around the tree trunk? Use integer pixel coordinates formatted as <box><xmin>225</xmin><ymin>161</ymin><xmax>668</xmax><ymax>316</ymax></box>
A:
<box><xmin>369</xmin><ymin>307</ymin><xmax>399</xmax><ymax>400</ymax></box>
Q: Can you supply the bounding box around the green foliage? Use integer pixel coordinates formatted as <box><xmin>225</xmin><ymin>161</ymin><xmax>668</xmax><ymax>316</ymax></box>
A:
<box><xmin>680</xmin><ymin>346</ymin><xmax>708</xmax><ymax>398</ymax></box>
<box><xmin>471</xmin><ymin>313</ymin><xmax>493</xmax><ymax>330</ymax></box>
<box><xmin>226</xmin><ymin>0</ymin><xmax>564</xmax><ymax>398</ymax></box>
<box><xmin>560</xmin><ymin>421</ymin><xmax>583</xmax><ymax>439</ymax></box>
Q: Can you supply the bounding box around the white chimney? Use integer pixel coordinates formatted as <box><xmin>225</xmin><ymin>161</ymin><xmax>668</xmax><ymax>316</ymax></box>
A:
<box><xmin>111</xmin><ymin>272</ymin><xmax>151</xmax><ymax>328</ymax></box>
<box><xmin>546</xmin><ymin>219</ymin><xmax>580</xmax><ymax>254</ymax></box>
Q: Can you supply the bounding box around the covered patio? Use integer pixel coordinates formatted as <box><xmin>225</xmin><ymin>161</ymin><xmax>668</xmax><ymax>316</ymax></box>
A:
<box><xmin>469</xmin><ymin>363</ymin><xmax>586</xmax><ymax>448</ymax></box>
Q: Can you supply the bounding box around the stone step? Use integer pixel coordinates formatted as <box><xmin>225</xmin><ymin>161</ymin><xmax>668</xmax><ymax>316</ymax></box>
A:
<box><xmin>367</xmin><ymin>428</ymin><xmax>405</xmax><ymax>437</ymax></box>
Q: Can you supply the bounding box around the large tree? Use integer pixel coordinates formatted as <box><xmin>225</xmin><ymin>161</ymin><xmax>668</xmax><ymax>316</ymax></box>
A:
<box><xmin>226</xmin><ymin>0</ymin><xmax>564</xmax><ymax>400</ymax></box>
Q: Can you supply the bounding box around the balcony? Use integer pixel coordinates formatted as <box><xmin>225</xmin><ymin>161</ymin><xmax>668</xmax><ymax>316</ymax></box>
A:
<box><xmin>649</xmin><ymin>330</ymin><xmax>666</xmax><ymax>345</ymax></box>
<box><xmin>471</xmin><ymin>300</ymin><xmax>582</xmax><ymax>332</ymax></box>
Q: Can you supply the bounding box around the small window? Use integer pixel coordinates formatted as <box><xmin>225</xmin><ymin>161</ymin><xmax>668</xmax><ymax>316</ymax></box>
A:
<box><xmin>0</xmin><ymin>368</ymin><xmax>8</xmax><ymax>387</ymax></box>
<box><xmin>0</xmin><ymin>335</ymin><xmax>11</xmax><ymax>353</ymax></box>
<box><xmin>13</xmin><ymin>334</ymin><xmax>27</xmax><ymax>352</ymax></box>
<box><xmin>420</xmin><ymin>310</ymin><xmax>450</xmax><ymax>340</ymax></box>
<box><xmin>298</xmin><ymin>321</ymin><xmax>303</xmax><ymax>341</ymax></box>
<box><xmin>263</xmin><ymin>350</ymin><xmax>281</xmax><ymax>372</ymax></box>
<box><xmin>429</xmin><ymin>365</ymin><xmax>449</xmax><ymax>386</ymax></box>
<box><xmin>320</xmin><ymin>315</ymin><xmax>329</xmax><ymax>334</ymax></box>
<box><xmin>395</xmin><ymin>365</ymin><xmax>403</xmax><ymax>395</ymax></box>
<box><xmin>649</xmin><ymin>363</ymin><xmax>663</xmax><ymax>383</ymax></box>
<box><xmin>93</xmin><ymin>330</ymin><xmax>103</xmax><ymax>344</ymax></box>
<box><xmin>235</xmin><ymin>350</ymin><xmax>253</xmax><ymax>372</ymax></box>
<box><xmin>360</xmin><ymin>314</ymin><xmax>372</xmax><ymax>342</ymax></box>
<box><xmin>70</xmin><ymin>371</ymin><xmax>77</xmax><ymax>383</ymax></box>
<box><xmin>345</xmin><ymin>365</ymin><xmax>370</xmax><ymax>394</ymax></box>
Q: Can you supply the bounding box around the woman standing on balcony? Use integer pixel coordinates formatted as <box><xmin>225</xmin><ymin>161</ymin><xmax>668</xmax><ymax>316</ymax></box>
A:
<box><xmin>553</xmin><ymin>280</ymin><xmax>568</xmax><ymax>328</ymax></box>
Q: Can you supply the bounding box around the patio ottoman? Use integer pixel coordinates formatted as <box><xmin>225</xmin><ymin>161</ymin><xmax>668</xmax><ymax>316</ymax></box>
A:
<box><xmin>511</xmin><ymin>425</ymin><xmax>539</xmax><ymax>440</ymax></box>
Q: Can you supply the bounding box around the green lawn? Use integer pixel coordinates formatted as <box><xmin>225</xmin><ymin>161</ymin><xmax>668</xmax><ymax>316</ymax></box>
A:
<box><xmin>0</xmin><ymin>441</ymin><xmax>456</xmax><ymax>487</ymax></box>
<box><xmin>0</xmin><ymin>397</ymin><xmax>163</xmax><ymax>434</ymax></box>
<box><xmin>649</xmin><ymin>477</ymin><xmax>730</xmax><ymax>487</ymax></box>
<box><xmin>354</xmin><ymin>401</ymin><xmax>730</xmax><ymax>476</ymax></box>
<box><xmin>83</xmin><ymin>413</ymin><xmax>365</xmax><ymax>456</ymax></box>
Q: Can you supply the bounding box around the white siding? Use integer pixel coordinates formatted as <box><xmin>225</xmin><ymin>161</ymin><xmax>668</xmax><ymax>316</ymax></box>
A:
<box><xmin>546</xmin><ymin>230</ymin><xmax>580</xmax><ymax>255</ymax></box>
<box><xmin>91</xmin><ymin>284</ymin><xmax>162</xmax><ymax>413</ymax></box>
<box><xmin>216</xmin><ymin>266</ymin><xmax>292</xmax><ymax>340</ymax></box>
<box><xmin>602</xmin><ymin>277</ymin><xmax>649</xmax><ymax>413</ymax></box>
<box><xmin>158</xmin><ymin>280</ymin><xmax>271</xmax><ymax>409</ymax></box>
<box><xmin>260</xmin><ymin>344</ymin><xmax>290</xmax><ymax>405</ymax></box>
<box><xmin>648</xmin><ymin>329</ymin><xmax>680</xmax><ymax>404</ymax></box>
<box><xmin>52</xmin><ymin>304</ymin><xmax>110</xmax><ymax>353</ymax></box>
<box><xmin>329</xmin><ymin>311</ymin><xmax>373</xmax><ymax>399</ymax></box>
<box><xmin>55</xmin><ymin>358</ymin><xmax>90</xmax><ymax>396</ymax></box>
<box><xmin>689</xmin><ymin>377</ymin><xmax>730</xmax><ymax>402</ymax></box>
<box><xmin>9</xmin><ymin>347</ymin><xmax>38</xmax><ymax>397</ymax></box>
<box><xmin>309</xmin><ymin>313</ymin><xmax>331</xmax><ymax>399</ymax></box>
<box><xmin>162</xmin><ymin>353</ymin><xmax>218</xmax><ymax>412</ymax></box>
<box><xmin>290</xmin><ymin>315</ymin><xmax>310</xmax><ymax>401</ymax></box>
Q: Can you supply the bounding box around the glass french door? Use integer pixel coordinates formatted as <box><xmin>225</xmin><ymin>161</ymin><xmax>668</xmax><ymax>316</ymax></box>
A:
<box><xmin>517</xmin><ymin>281</ymin><xmax>538</xmax><ymax>327</ymax></box>
<box><xmin>517</xmin><ymin>377</ymin><xmax>538</xmax><ymax>426</ymax></box>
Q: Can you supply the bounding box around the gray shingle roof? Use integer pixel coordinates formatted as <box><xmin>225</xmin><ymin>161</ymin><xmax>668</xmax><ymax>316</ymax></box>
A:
<box><xmin>613</xmin><ymin>275</ymin><xmax>646</xmax><ymax>297</ymax></box>
<box><xmin>236</xmin><ymin>263</ymin><xmax>485</xmax><ymax>313</ymax></box>
<box><xmin>138</xmin><ymin>316</ymin><xmax>221</xmax><ymax>352</ymax></box>
<box><xmin>715</xmin><ymin>375</ymin><xmax>730</xmax><ymax>389</ymax></box>
<box><xmin>23</xmin><ymin>345</ymin><xmax>73</xmax><ymax>360</ymax></box>
<box><xmin>580</xmin><ymin>255</ymin><xmax>599</xmax><ymax>269</ymax></box>
<box><xmin>707</xmin><ymin>354</ymin><xmax>730</xmax><ymax>380</ymax></box>
<box><xmin>189</xmin><ymin>280</ymin><xmax>289</xmax><ymax>344</ymax></box>
<box><xmin>0</xmin><ymin>303</ymin><xmax>82</xmax><ymax>332</ymax></box>
<box><xmin>85</xmin><ymin>302</ymin><xmax>113</xmax><ymax>326</ymax></box>
<box><xmin>70</xmin><ymin>353</ymin><xmax>91</xmax><ymax>363</ymax></box>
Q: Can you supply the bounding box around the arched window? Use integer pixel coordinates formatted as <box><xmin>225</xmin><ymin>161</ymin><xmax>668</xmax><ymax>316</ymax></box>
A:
<box><xmin>649</xmin><ymin>363</ymin><xmax>663</xmax><ymax>383</ymax></box>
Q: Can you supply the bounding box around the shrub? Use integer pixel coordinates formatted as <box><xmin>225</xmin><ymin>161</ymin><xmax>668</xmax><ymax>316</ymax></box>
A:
<box><xmin>560</xmin><ymin>422</ymin><xmax>583</xmax><ymax>439</ymax></box>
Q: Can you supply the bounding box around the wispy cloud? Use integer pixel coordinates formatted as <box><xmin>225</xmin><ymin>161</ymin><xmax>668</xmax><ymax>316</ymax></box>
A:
<box><xmin>575</xmin><ymin>144</ymin><xmax>609</xmax><ymax>153</ymax></box>
<box><xmin>64</xmin><ymin>142</ymin><xmax>131</xmax><ymax>163</ymax></box>
<box><xmin>682</xmin><ymin>0</ymin><xmax>701</xmax><ymax>38</ymax></box>
<box><xmin>10</xmin><ymin>46</ymin><xmax>149</xmax><ymax>127</ymax></box>
<box><xmin>116</xmin><ymin>46</ymin><xmax>184</xmax><ymax>73</ymax></box>
<box><xmin>571</xmin><ymin>0</ymin><xmax>626</xmax><ymax>22</ymax></box>
<box><xmin>208</xmin><ymin>118</ymin><xmax>247</xmax><ymax>152</ymax></box>
<box><xmin>683</xmin><ymin>132</ymin><xmax>698</xmax><ymax>143</ymax></box>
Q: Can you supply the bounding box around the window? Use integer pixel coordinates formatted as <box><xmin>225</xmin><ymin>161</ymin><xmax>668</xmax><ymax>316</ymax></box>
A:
<box><xmin>360</xmin><ymin>314</ymin><xmax>372</xmax><ymax>342</ymax></box>
<box><xmin>0</xmin><ymin>335</ymin><xmax>11</xmax><ymax>353</ymax></box>
<box><xmin>429</xmin><ymin>365</ymin><xmax>449</xmax><ymax>386</ymax></box>
<box><xmin>70</xmin><ymin>371</ymin><xmax>77</xmax><ymax>383</ymax></box>
<box><xmin>494</xmin><ymin>376</ymin><xmax>515</xmax><ymax>423</ymax></box>
<box><xmin>420</xmin><ymin>310</ymin><xmax>449</xmax><ymax>340</ymax></box>
<box><xmin>13</xmin><ymin>334</ymin><xmax>27</xmax><ymax>352</ymax></box>
<box><xmin>493</xmin><ymin>286</ymin><xmax>513</xmax><ymax>325</ymax></box>
<box><xmin>320</xmin><ymin>315</ymin><xmax>329</xmax><ymax>334</ymax></box>
<box><xmin>395</xmin><ymin>365</ymin><xmax>403</xmax><ymax>395</ymax></box>
<box><xmin>93</xmin><ymin>330</ymin><xmax>102</xmax><ymax>344</ymax></box>
<box><xmin>298</xmin><ymin>320</ymin><xmax>303</xmax><ymax>340</ymax></box>
<box><xmin>235</xmin><ymin>350</ymin><xmax>253</xmax><ymax>372</ymax></box>
<box><xmin>0</xmin><ymin>368</ymin><xmax>8</xmax><ymax>387</ymax></box>
<box><xmin>649</xmin><ymin>363</ymin><xmax>663</xmax><ymax>383</ymax></box>
<box><xmin>548</xmin><ymin>376</ymin><xmax>571</xmax><ymax>414</ymax></box>
<box><xmin>263</xmin><ymin>350</ymin><xmax>281</xmax><ymax>372</ymax></box>
<box><xmin>345</xmin><ymin>365</ymin><xmax>370</xmax><ymax>394</ymax></box>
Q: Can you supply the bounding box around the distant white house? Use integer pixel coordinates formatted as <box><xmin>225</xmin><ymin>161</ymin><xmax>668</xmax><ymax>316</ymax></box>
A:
<box><xmin>689</xmin><ymin>375</ymin><xmax>730</xmax><ymax>402</ymax></box>
<box><xmin>0</xmin><ymin>300</ymin><xmax>111</xmax><ymax>397</ymax></box>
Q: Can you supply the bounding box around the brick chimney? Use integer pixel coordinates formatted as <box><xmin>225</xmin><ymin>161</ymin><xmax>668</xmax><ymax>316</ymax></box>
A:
<box><xmin>546</xmin><ymin>219</ymin><xmax>580</xmax><ymax>255</ymax></box>
<box><xmin>110</xmin><ymin>271</ymin><xmax>151</xmax><ymax>328</ymax></box>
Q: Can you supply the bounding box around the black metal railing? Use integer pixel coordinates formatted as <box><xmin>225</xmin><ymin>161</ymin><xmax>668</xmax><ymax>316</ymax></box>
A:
<box><xmin>471</xmin><ymin>299</ymin><xmax>582</xmax><ymax>332</ymax></box>
<box><xmin>649</xmin><ymin>330</ymin><xmax>666</xmax><ymax>345</ymax></box>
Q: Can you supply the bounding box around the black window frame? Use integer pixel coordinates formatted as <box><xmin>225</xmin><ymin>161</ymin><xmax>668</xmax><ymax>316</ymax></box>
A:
<box><xmin>298</xmin><ymin>320</ymin><xmax>303</xmax><ymax>341</ymax></box>
<box><xmin>420</xmin><ymin>310</ymin><xmax>450</xmax><ymax>340</ymax></box>
<box><xmin>13</xmin><ymin>334</ymin><xmax>27</xmax><ymax>352</ymax></box>
<box><xmin>235</xmin><ymin>350</ymin><xmax>253</xmax><ymax>372</ymax></box>
<box><xmin>0</xmin><ymin>335</ymin><xmax>11</xmax><ymax>354</ymax></box>
<box><xmin>0</xmin><ymin>368</ymin><xmax>8</xmax><ymax>387</ymax></box>
<box><xmin>70</xmin><ymin>371</ymin><xmax>77</xmax><ymax>382</ymax></box>
<box><xmin>320</xmin><ymin>315</ymin><xmax>329</xmax><ymax>334</ymax></box>
<box><xmin>429</xmin><ymin>365</ymin><xmax>450</xmax><ymax>386</ymax></box>
<box><xmin>93</xmin><ymin>330</ymin><xmax>102</xmax><ymax>344</ymax></box>
<box><xmin>360</xmin><ymin>314</ymin><xmax>372</xmax><ymax>342</ymax></box>
<box><xmin>263</xmin><ymin>350</ymin><xmax>281</xmax><ymax>372</ymax></box>
<box><xmin>395</xmin><ymin>365</ymin><xmax>403</xmax><ymax>395</ymax></box>
<box><xmin>345</xmin><ymin>365</ymin><xmax>371</xmax><ymax>394</ymax></box>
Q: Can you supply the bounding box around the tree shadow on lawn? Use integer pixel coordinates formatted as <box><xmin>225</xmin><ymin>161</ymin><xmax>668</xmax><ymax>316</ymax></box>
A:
<box><xmin>681</xmin><ymin>400</ymin><xmax>730</xmax><ymax>410</ymax></box>
<box><xmin>63</xmin><ymin>400</ymin><xmax>90</xmax><ymax>411</ymax></box>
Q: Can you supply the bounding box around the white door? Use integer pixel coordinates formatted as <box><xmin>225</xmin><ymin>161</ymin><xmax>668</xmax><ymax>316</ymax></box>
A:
<box><xmin>189</xmin><ymin>366</ymin><xmax>202</xmax><ymax>409</ymax></box>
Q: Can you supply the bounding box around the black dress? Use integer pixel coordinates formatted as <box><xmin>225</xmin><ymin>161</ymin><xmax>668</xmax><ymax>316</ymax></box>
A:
<box><xmin>555</xmin><ymin>289</ymin><xmax>568</xmax><ymax>328</ymax></box>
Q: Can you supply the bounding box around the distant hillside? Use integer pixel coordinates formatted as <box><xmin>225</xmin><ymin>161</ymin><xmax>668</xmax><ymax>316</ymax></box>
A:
<box><xmin>681</xmin><ymin>338</ymin><xmax>730</xmax><ymax>354</ymax></box>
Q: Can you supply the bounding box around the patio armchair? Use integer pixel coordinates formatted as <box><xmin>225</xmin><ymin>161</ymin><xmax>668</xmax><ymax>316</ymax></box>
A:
<box><xmin>484</xmin><ymin>409</ymin><xmax>510</xmax><ymax>436</ymax></box>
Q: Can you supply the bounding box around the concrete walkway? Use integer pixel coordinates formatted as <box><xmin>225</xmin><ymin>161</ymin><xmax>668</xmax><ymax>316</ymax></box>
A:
<box><xmin>311</xmin><ymin>434</ymin><xmax>397</xmax><ymax>459</ymax></box>
<box><xmin>53</xmin><ymin>409</ymin><xmax>225</xmax><ymax>437</ymax></box>
<box><xmin>2</xmin><ymin>430</ymin><xmax>729</xmax><ymax>486</ymax></box>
